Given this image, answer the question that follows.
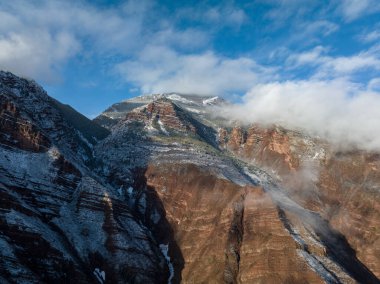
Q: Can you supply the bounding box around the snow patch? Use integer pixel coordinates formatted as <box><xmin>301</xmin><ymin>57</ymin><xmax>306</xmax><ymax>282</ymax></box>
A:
<box><xmin>127</xmin><ymin>186</ymin><xmax>134</xmax><ymax>196</ymax></box>
<box><xmin>76</xmin><ymin>130</ymin><xmax>93</xmax><ymax>150</ymax></box>
<box><xmin>93</xmin><ymin>268</ymin><xmax>106</xmax><ymax>284</ymax></box>
<box><xmin>138</xmin><ymin>193</ymin><xmax>147</xmax><ymax>214</ymax></box>
<box><xmin>158</xmin><ymin>120</ymin><xmax>169</xmax><ymax>135</ymax></box>
<box><xmin>145</xmin><ymin>122</ymin><xmax>159</xmax><ymax>134</ymax></box>
<box><xmin>118</xmin><ymin>185</ymin><xmax>123</xmax><ymax>197</ymax></box>
<box><xmin>159</xmin><ymin>244</ymin><xmax>174</xmax><ymax>284</ymax></box>
<box><xmin>202</xmin><ymin>96</ymin><xmax>219</xmax><ymax>105</ymax></box>
<box><xmin>166</xmin><ymin>94</ymin><xmax>195</xmax><ymax>104</ymax></box>
<box><xmin>151</xmin><ymin>208</ymin><xmax>161</xmax><ymax>224</ymax></box>
<box><xmin>47</xmin><ymin>147</ymin><xmax>60</xmax><ymax>160</ymax></box>
<box><xmin>296</xmin><ymin>250</ymin><xmax>338</xmax><ymax>283</ymax></box>
<box><xmin>312</xmin><ymin>148</ymin><xmax>326</xmax><ymax>160</ymax></box>
<box><xmin>185</xmin><ymin>107</ymin><xmax>203</xmax><ymax>114</ymax></box>
<box><xmin>243</xmin><ymin>167</ymin><xmax>261</xmax><ymax>185</ymax></box>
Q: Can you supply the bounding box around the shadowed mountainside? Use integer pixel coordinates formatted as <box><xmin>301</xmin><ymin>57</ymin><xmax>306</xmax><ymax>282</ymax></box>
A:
<box><xmin>0</xmin><ymin>71</ymin><xmax>379</xmax><ymax>283</ymax></box>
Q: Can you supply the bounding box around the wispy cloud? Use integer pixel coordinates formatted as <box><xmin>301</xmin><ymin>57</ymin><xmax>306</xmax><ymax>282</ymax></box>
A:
<box><xmin>175</xmin><ymin>3</ymin><xmax>248</xmax><ymax>29</ymax></box>
<box><xmin>337</xmin><ymin>0</ymin><xmax>380</xmax><ymax>21</ymax></box>
<box><xmin>302</xmin><ymin>20</ymin><xmax>339</xmax><ymax>37</ymax></box>
<box><xmin>359</xmin><ymin>29</ymin><xmax>380</xmax><ymax>43</ymax></box>
<box><xmin>286</xmin><ymin>45</ymin><xmax>380</xmax><ymax>79</ymax></box>
<box><xmin>263</xmin><ymin>0</ymin><xmax>322</xmax><ymax>24</ymax></box>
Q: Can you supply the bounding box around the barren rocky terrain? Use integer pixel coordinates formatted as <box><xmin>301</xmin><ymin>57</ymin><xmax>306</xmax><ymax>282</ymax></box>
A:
<box><xmin>1</xmin><ymin>71</ymin><xmax>379</xmax><ymax>283</ymax></box>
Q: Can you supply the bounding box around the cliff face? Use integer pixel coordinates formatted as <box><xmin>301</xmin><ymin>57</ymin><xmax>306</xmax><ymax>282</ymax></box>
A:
<box><xmin>0</xmin><ymin>72</ymin><xmax>168</xmax><ymax>283</ymax></box>
<box><xmin>142</xmin><ymin>162</ymin><xmax>380</xmax><ymax>284</ymax></box>
<box><xmin>220</xmin><ymin>125</ymin><xmax>304</xmax><ymax>172</ymax></box>
<box><xmin>318</xmin><ymin>152</ymin><xmax>380</xmax><ymax>278</ymax></box>
<box><xmin>94</xmin><ymin>93</ymin><xmax>380</xmax><ymax>283</ymax></box>
<box><xmin>219</xmin><ymin>124</ymin><xmax>380</xmax><ymax>281</ymax></box>
<box><xmin>1</xmin><ymin>72</ymin><xmax>379</xmax><ymax>283</ymax></box>
<box><xmin>144</xmin><ymin>164</ymin><xmax>327</xmax><ymax>284</ymax></box>
<box><xmin>0</xmin><ymin>96</ymin><xmax>51</xmax><ymax>152</ymax></box>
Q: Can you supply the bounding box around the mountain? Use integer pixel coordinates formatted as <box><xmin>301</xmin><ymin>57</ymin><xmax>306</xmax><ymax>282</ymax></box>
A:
<box><xmin>0</xmin><ymin>71</ymin><xmax>168</xmax><ymax>283</ymax></box>
<box><xmin>93</xmin><ymin>93</ymin><xmax>227</xmax><ymax>131</ymax></box>
<box><xmin>1</xmin><ymin>71</ymin><xmax>379</xmax><ymax>283</ymax></box>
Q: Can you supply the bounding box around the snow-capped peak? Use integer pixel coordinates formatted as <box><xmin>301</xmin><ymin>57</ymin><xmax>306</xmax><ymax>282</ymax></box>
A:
<box><xmin>202</xmin><ymin>96</ymin><xmax>219</xmax><ymax>105</ymax></box>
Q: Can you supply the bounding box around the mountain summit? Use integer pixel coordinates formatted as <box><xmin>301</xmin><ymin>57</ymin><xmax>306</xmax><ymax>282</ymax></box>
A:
<box><xmin>1</xmin><ymin>72</ymin><xmax>380</xmax><ymax>283</ymax></box>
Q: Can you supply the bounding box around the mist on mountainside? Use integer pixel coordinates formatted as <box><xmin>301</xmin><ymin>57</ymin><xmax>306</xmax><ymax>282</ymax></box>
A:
<box><xmin>215</xmin><ymin>79</ymin><xmax>380</xmax><ymax>152</ymax></box>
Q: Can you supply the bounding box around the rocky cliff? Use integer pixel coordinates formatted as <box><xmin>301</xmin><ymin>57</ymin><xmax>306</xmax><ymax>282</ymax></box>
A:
<box><xmin>1</xmin><ymin>72</ymin><xmax>379</xmax><ymax>283</ymax></box>
<box><xmin>0</xmin><ymin>71</ymin><xmax>168</xmax><ymax>283</ymax></box>
<box><xmin>218</xmin><ymin>124</ymin><xmax>380</xmax><ymax>281</ymax></box>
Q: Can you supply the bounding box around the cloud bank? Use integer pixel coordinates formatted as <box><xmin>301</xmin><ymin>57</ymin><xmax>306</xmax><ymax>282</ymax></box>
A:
<box><xmin>116</xmin><ymin>47</ymin><xmax>274</xmax><ymax>95</ymax></box>
<box><xmin>0</xmin><ymin>0</ymin><xmax>248</xmax><ymax>86</ymax></box>
<box><xmin>220</xmin><ymin>79</ymin><xmax>380</xmax><ymax>151</ymax></box>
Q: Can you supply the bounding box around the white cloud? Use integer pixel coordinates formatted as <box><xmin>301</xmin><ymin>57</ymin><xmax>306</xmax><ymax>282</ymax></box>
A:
<box><xmin>338</xmin><ymin>0</ymin><xmax>380</xmax><ymax>21</ymax></box>
<box><xmin>116</xmin><ymin>46</ymin><xmax>274</xmax><ymax>95</ymax></box>
<box><xmin>303</xmin><ymin>20</ymin><xmax>339</xmax><ymax>37</ymax></box>
<box><xmin>286</xmin><ymin>46</ymin><xmax>327</xmax><ymax>67</ymax></box>
<box><xmin>176</xmin><ymin>3</ymin><xmax>248</xmax><ymax>29</ymax></box>
<box><xmin>264</xmin><ymin>0</ymin><xmax>321</xmax><ymax>22</ymax></box>
<box><xmin>286</xmin><ymin>45</ymin><xmax>380</xmax><ymax>79</ymax></box>
<box><xmin>324</xmin><ymin>54</ymin><xmax>380</xmax><ymax>74</ymax></box>
<box><xmin>368</xmin><ymin>78</ymin><xmax>380</xmax><ymax>92</ymax></box>
<box><xmin>360</xmin><ymin>30</ymin><xmax>380</xmax><ymax>43</ymax></box>
<box><xmin>0</xmin><ymin>0</ymin><xmax>215</xmax><ymax>83</ymax></box>
<box><xmin>0</xmin><ymin>0</ymin><xmax>152</xmax><ymax>82</ymax></box>
<box><xmin>220</xmin><ymin>79</ymin><xmax>380</xmax><ymax>151</ymax></box>
<box><xmin>153</xmin><ymin>28</ymin><xmax>210</xmax><ymax>51</ymax></box>
<box><xmin>0</xmin><ymin>30</ymin><xmax>80</xmax><ymax>82</ymax></box>
<box><xmin>204</xmin><ymin>6</ymin><xmax>247</xmax><ymax>27</ymax></box>
<box><xmin>0</xmin><ymin>0</ymin><xmax>250</xmax><ymax>84</ymax></box>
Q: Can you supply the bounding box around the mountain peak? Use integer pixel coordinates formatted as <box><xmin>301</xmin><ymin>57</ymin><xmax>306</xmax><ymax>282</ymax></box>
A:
<box><xmin>2</xmin><ymin>71</ymin><xmax>380</xmax><ymax>284</ymax></box>
<box><xmin>93</xmin><ymin>93</ymin><xmax>226</xmax><ymax>130</ymax></box>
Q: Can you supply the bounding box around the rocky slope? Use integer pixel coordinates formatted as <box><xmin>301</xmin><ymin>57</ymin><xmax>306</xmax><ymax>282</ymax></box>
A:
<box><xmin>0</xmin><ymin>71</ymin><xmax>169</xmax><ymax>283</ymax></box>
<box><xmin>1</xmin><ymin>72</ymin><xmax>379</xmax><ymax>283</ymax></box>
<box><xmin>93</xmin><ymin>93</ymin><xmax>380</xmax><ymax>283</ymax></box>
<box><xmin>218</xmin><ymin>124</ymin><xmax>380</xmax><ymax>280</ymax></box>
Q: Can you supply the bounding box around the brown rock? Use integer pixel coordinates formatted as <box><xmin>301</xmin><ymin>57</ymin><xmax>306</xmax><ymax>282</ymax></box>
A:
<box><xmin>0</xmin><ymin>96</ymin><xmax>51</xmax><ymax>152</ymax></box>
<box><xmin>145</xmin><ymin>163</ymin><xmax>328</xmax><ymax>283</ymax></box>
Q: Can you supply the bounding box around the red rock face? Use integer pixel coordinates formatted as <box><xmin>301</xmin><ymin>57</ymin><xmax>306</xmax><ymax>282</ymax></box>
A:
<box><xmin>125</xmin><ymin>99</ymin><xmax>196</xmax><ymax>134</ymax></box>
<box><xmin>144</xmin><ymin>163</ymin><xmax>332</xmax><ymax>284</ymax></box>
<box><xmin>218</xmin><ymin>127</ymin><xmax>229</xmax><ymax>148</ymax></box>
<box><xmin>0</xmin><ymin>96</ymin><xmax>51</xmax><ymax>152</ymax></box>
<box><xmin>220</xmin><ymin>125</ymin><xmax>300</xmax><ymax>172</ymax></box>
<box><xmin>219</xmin><ymin>124</ymin><xmax>380</xmax><ymax>280</ymax></box>
<box><xmin>245</xmin><ymin>126</ymin><xmax>300</xmax><ymax>171</ymax></box>
<box><xmin>317</xmin><ymin>152</ymin><xmax>380</xmax><ymax>278</ymax></box>
<box><xmin>227</xmin><ymin>126</ymin><xmax>246</xmax><ymax>151</ymax></box>
<box><xmin>238</xmin><ymin>190</ymin><xmax>325</xmax><ymax>284</ymax></box>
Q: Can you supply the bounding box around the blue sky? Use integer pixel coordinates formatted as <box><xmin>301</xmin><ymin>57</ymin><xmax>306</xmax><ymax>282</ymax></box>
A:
<box><xmin>1</xmin><ymin>0</ymin><xmax>380</xmax><ymax>118</ymax></box>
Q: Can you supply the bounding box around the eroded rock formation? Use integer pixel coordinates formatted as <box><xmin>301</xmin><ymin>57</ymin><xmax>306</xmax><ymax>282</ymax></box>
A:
<box><xmin>1</xmin><ymin>71</ymin><xmax>379</xmax><ymax>283</ymax></box>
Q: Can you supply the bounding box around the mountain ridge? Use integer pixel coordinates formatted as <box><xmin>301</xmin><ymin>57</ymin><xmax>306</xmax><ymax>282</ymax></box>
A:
<box><xmin>1</xmin><ymin>71</ymin><xmax>379</xmax><ymax>283</ymax></box>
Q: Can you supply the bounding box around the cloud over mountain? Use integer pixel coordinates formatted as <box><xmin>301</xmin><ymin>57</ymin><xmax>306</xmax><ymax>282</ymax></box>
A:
<box><xmin>220</xmin><ymin>79</ymin><xmax>380</xmax><ymax>151</ymax></box>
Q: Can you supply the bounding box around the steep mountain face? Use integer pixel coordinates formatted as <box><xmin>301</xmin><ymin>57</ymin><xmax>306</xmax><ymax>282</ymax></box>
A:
<box><xmin>93</xmin><ymin>94</ymin><xmax>380</xmax><ymax>283</ymax></box>
<box><xmin>94</xmin><ymin>93</ymin><xmax>226</xmax><ymax>131</ymax></box>
<box><xmin>1</xmin><ymin>72</ymin><xmax>380</xmax><ymax>284</ymax></box>
<box><xmin>218</xmin><ymin>124</ymin><xmax>380</xmax><ymax>279</ymax></box>
<box><xmin>0</xmin><ymin>71</ymin><xmax>169</xmax><ymax>283</ymax></box>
